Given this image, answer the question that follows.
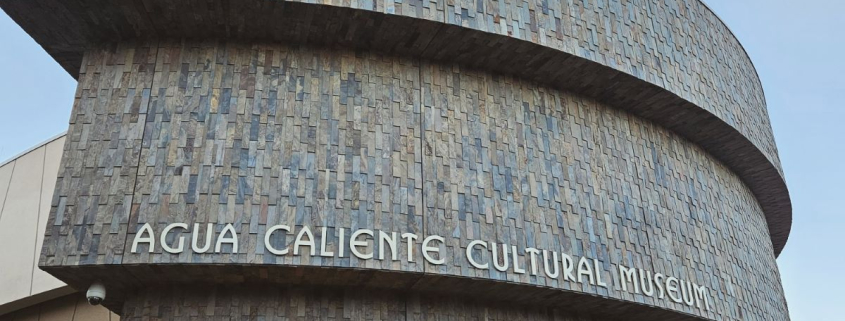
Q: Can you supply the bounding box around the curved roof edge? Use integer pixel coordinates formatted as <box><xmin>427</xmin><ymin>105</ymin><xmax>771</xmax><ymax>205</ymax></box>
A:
<box><xmin>698</xmin><ymin>0</ymin><xmax>766</xmax><ymax>100</ymax></box>
<box><xmin>0</xmin><ymin>132</ymin><xmax>67</xmax><ymax>168</ymax></box>
<box><xmin>0</xmin><ymin>0</ymin><xmax>790</xmax><ymax>255</ymax></box>
<box><xmin>44</xmin><ymin>264</ymin><xmax>719</xmax><ymax>320</ymax></box>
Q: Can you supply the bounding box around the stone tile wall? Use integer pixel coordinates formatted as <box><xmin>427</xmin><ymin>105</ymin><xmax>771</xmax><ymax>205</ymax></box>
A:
<box><xmin>2</xmin><ymin>0</ymin><xmax>783</xmax><ymax>174</ymax></box>
<box><xmin>41</xmin><ymin>42</ymin><xmax>787</xmax><ymax>320</ymax></box>
<box><xmin>2</xmin><ymin>0</ymin><xmax>792</xmax><ymax>253</ymax></box>
<box><xmin>120</xmin><ymin>286</ymin><xmax>591</xmax><ymax>321</ymax></box>
<box><xmin>290</xmin><ymin>0</ymin><xmax>781</xmax><ymax>175</ymax></box>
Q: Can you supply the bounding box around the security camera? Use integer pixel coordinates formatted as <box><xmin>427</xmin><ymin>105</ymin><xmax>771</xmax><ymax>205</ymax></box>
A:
<box><xmin>86</xmin><ymin>281</ymin><xmax>106</xmax><ymax>305</ymax></box>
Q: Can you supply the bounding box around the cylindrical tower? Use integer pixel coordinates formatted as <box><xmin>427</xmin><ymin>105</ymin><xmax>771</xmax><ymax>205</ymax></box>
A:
<box><xmin>0</xmin><ymin>1</ymin><xmax>791</xmax><ymax>320</ymax></box>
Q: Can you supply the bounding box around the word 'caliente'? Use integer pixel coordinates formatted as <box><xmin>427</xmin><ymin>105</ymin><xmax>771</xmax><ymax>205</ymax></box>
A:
<box><xmin>131</xmin><ymin>222</ymin><xmax>711</xmax><ymax>310</ymax></box>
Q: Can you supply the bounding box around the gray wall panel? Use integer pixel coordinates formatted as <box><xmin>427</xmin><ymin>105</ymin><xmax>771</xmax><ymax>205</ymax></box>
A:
<box><xmin>0</xmin><ymin>148</ymin><xmax>46</xmax><ymax>304</ymax></box>
<box><xmin>0</xmin><ymin>137</ymin><xmax>71</xmax><ymax>314</ymax></box>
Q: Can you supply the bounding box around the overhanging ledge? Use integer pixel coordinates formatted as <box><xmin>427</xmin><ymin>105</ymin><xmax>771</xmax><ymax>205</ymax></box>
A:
<box><xmin>0</xmin><ymin>0</ymin><xmax>791</xmax><ymax>255</ymax></box>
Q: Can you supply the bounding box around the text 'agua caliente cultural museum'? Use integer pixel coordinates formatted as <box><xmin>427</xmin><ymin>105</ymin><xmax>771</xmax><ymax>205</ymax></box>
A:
<box><xmin>0</xmin><ymin>0</ymin><xmax>792</xmax><ymax>320</ymax></box>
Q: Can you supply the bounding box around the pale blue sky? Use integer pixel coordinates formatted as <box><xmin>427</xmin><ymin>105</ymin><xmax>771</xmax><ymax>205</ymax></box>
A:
<box><xmin>0</xmin><ymin>1</ymin><xmax>841</xmax><ymax>319</ymax></box>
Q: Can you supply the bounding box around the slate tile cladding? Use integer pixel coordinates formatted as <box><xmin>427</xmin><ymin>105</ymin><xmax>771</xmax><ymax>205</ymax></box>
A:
<box><xmin>290</xmin><ymin>0</ymin><xmax>781</xmax><ymax>175</ymax></box>
<box><xmin>40</xmin><ymin>41</ymin><xmax>787</xmax><ymax>320</ymax></box>
<box><xmin>2</xmin><ymin>0</ymin><xmax>791</xmax><ymax>253</ymax></box>
<box><xmin>120</xmin><ymin>287</ymin><xmax>596</xmax><ymax>321</ymax></box>
<box><xmin>2</xmin><ymin>0</ymin><xmax>782</xmax><ymax>175</ymax></box>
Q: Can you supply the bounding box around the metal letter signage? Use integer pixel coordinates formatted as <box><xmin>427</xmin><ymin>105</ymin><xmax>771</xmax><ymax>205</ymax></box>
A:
<box><xmin>132</xmin><ymin>222</ymin><xmax>711</xmax><ymax>310</ymax></box>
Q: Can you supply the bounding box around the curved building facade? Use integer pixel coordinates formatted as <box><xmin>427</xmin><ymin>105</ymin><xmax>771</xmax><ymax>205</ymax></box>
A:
<box><xmin>0</xmin><ymin>135</ymin><xmax>116</xmax><ymax>320</ymax></box>
<box><xmin>0</xmin><ymin>0</ymin><xmax>790</xmax><ymax>320</ymax></box>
